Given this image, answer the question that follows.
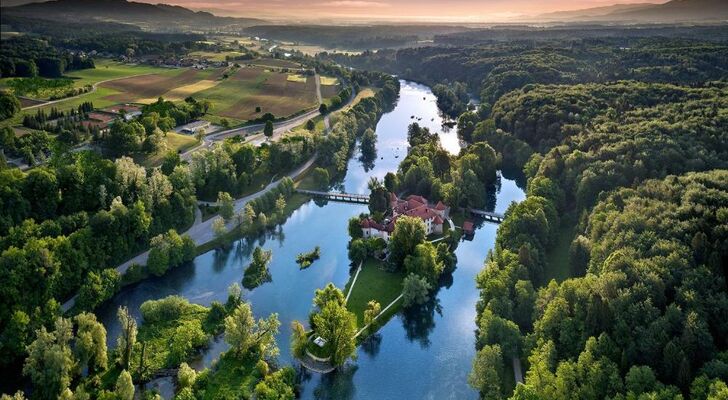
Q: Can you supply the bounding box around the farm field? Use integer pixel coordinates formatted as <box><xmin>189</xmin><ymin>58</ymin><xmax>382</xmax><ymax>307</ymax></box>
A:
<box><xmin>193</xmin><ymin>66</ymin><xmax>318</xmax><ymax>121</ymax></box>
<box><xmin>100</xmin><ymin>68</ymin><xmax>223</xmax><ymax>103</ymax></box>
<box><xmin>189</xmin><ymin>50</ymin><xmax>248</xmax><ymax>62</ymax></box>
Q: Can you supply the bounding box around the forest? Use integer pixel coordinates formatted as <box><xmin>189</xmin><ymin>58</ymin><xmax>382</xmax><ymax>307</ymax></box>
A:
<box><xmin>332</xmin><ymin>33</ymin><xmax>728</xmax><ymax>399</ymax></box>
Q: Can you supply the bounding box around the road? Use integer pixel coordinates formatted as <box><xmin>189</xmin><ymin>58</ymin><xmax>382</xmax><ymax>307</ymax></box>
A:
<box><xmin>60</xmin><ymin>155</ymin><xmax>316</xmax><ymax>312</ymax></box>
<box><xmin>180</xmin><ymin>73</ymin><xmax>328</xmax><ymax>161</ymax></box>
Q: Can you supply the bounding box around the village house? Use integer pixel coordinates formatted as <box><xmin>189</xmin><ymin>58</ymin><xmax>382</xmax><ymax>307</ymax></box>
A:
<box><xmin>361</xmin><ymin>194</ymin><xmax>449</xmax><ymax>242</ymax></box>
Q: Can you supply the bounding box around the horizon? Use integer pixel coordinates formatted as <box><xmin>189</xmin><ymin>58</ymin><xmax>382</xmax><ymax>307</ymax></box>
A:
<box><xmin>1</xmin><ymin>0</ymin><xmax>668</xmax><ymax>23</ymax></box>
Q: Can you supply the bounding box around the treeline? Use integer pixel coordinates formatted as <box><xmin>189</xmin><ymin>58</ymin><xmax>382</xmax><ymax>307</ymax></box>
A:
<box><xmin>468</xmin><ymin>80</ymin><xmax>728</xmax><ymax>398</ymax></box>
<box><xmin>0</xmin><ymin>36</ymin><xmax>95</xmax><ymax>78</ymax></box>
<box><xmin>325</xmin><ymin>38</ymin><xmax>728</xmax><ymax>117</ymax></box>
<box><xmin>317</xmin><ymin>70</ymin><xmax>400</xmax><ymax>175</ymax></box>
<box><xmin>245</xmin><ymin>24</ymin><xmax>467</xmax><ymax>50</ymax></box>
<box><xmin>0</xmin><ymin>152</ymin><xmax>197</xmax><ymax>371</ymax></box>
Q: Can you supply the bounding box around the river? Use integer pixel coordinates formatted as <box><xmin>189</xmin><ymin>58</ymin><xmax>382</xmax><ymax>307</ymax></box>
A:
<box><xmin>96</xmin><ymin>80</ymin><xmax>525</xmax><ymax>399</ymax></box>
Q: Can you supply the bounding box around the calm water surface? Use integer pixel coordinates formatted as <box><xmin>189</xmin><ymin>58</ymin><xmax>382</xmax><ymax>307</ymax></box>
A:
<box><xmin>97</xmin><ymin>80</ymin><xmax>525</xmax><ymax>399</ymax></box>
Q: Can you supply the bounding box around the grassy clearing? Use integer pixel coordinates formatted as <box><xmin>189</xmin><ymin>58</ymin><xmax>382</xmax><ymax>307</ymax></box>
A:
<box><xmin>189</xmin><ymin>50</ymin><xmax>247</xmax><ymax>62</ymax></box>
<box><xmin>286</xmin><ymin>74</ymin><xmax>307</xmax><ymax>83</ymax></box>
<box><xmin>543</xmin><ymin>213</ymin><xmax>577</xmax><ymax>283</ymax></box>
<box><xmin>134</xmin><ymin>132</ymin><xmax>198</xmax><ymax>167</ymax></box>
<box><xmin>341</xmin><ymin>87</ymin><xmax>377</xmax><ymax>113</ymax></box>
<box><xmin>65</xmin><ymin>59</ymin><xmax>171</xmax><ymax>86</ymax></box>
<box><xmin>344</xmin><ymin>258</ymin><xmax>405</xmax><ymax>329</ymax></box>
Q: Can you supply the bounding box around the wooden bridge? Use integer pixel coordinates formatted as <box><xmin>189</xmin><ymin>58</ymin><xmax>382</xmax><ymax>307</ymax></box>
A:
<box><xmin>297</xmin><ymin>189</ymin><xmax>370</xmax><ymax>204</ymax></box>
<box><xmin>467</xmin><ymin>208</ymin><xmax>505</xmax><ymax>224</ymax></box>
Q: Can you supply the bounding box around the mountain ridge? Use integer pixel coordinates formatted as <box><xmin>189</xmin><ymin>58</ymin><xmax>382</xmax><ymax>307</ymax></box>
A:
<box><xmin>1</xmin><ymin>0</ymin><xmax>266</xmax><ymax>28</ymax></box>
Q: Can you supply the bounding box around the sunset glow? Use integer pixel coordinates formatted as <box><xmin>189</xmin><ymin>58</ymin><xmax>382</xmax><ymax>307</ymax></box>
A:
<box><xmin>133</xmin><ymin>0</ymin><xmax>666</xmax><ymax>22</ymax></box>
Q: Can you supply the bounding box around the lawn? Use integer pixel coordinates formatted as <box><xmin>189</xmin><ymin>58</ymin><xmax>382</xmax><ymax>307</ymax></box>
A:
<box><xmin>344</xmin><ymin>258</ymin><xmax>405</xmax><ymax>329</ymax></box>
<box><xmin>194</xmin><ymin>66</ymin><xmax>318</xmax><ymax>121</ymax></box>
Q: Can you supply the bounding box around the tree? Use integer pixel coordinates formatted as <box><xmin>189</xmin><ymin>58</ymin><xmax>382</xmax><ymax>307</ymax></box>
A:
<box><xmin>348</xmin><ymin>238</ymin><xmax>368</xmax><ymax>265</ymax></box>
<box><xmin>360</xmin><ymin>128</ymin><xmax>377</xmax><ymax>160</ymax></box>
<box><xmin>402</xmin><ymin>273</ymin><xmax>431</xmax><ymax>307</ymax></box>
<box><xmin>243</xmin><ymin>247</ymin><xmax>273</xmax><ymax>289</ymax></box>
<box><xmin>194</xmin><ymin>127</ymin><xmax>206</xmax><ymax>143</ymax></box>
<box><xmin>115</xmin><ymin>370</ymin><xmax>134</xmax><ymax>400</ymax></box>
<box><xmin>363</xmin><ymin>300</ymin><xmax>381</xmax><ymax>332</ymax></box>
<box><xmin>224</xmin><ymin>302</ymin><xmax>280</xmax><ymax>359</ymax></box>
<box><xmin>116</xmin><ymin>307</ymin><xmax>137</xmax><ymax>370</ymax></box>
<box><xmin>313</xmin><ymin>283</ymin><xmax>346</xmax><ymax>310</ymax></box>
<box><xmin>290</xmin><ymin>320</ymin><xmax>308</xmax><ymax>359</ymax></box>
<box><xmin>275</xmin><ymin>194</ymin><xmax>286</xmax><ymax>215</ymax></box>
<box><xmin>217</xmin><ymin>191</ymin><xmax>234</xmax><ymax>221</ymax></box>
<box><xmin>313</xmin><ymin>167</ymin><xmax>330</xmax><ymax>189</ymax></box>
<box><xmin>384</xmin><ymin>172</ymin><xmax>399</xmax><ymax>193</ymax></box>
<box><xmin>404</xmin><ymin>242</ymin><xmax>444</xmax><ymax>285</ymax></box>
<box><xmin>468</xmin><ymin>344</ymin><xmax>504</xmax><ymax>400</ymax></box>
<box><xmin>348</xmin><ymin>217</ymin><xmax>363</xmax><ymax>239</ymax></box>
<box><xmin>74</xmin><ymin>312</ymin><xmax>108</xmax><ymax>373</ymax></box>
<box><xmin>254</xmin><ymin>367</ymin><xmax>296</xmax><ymax>400</ymax></box>
<box><xmin>368</xmin><ymin>177</ymin><xmax>389</xmax><ymax>214</ymax></box>
<box><xmin>264</xmin><ymin>120</ymin><xmax>274</xmax><ymax>139</ymax></box>
<box><xmin>312</xmin><ymin>300</ymin><xmax>357</xmax><ymax>366</ymax></box>
<box><xmin>388</xmin><ymin>215</ymin><xmax>426</xmax><ymax>268</ymax></box>
<box><xmin>0</xmin><ymin>91</ymin><xmax>21</xmax><ymax>120</ymax></box>
<box><xmin>23</xmin><ymin>318</ymin><xmax>75</xmax><ymax>400</ymax></box>
<box><xmin>306</xmin><ymin>119</ymin><xmax>316</xmax><ymax>131</ymax></box>
<box><xmin>319</xmin><ymin>103</ymin><xmax>328</xmax><ymax>115</ymax></box>
<box><xmin>212</xmin><ymin>216</ymin><xmax>227</xmax><ymax>239</ymax></box>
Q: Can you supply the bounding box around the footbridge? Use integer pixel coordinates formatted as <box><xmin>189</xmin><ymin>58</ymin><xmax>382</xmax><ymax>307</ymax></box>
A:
<box><xmin>296</xmin><ymin>189</ymin><xmax>370</xmax><ymax>204</ymax></box>
<box><xmin>467</xmin><ymin>208</ymin><xmax>505</xmax><ymax>224</ymax></box>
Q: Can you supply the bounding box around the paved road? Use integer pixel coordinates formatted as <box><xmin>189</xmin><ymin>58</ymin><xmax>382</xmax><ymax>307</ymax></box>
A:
<box><xmin>60</xmin><ymin>155</ymin><xmax>316</xmax><ymax>312</ymax></box>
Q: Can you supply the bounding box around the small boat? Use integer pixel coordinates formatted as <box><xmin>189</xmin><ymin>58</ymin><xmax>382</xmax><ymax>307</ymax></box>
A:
<box><xmin>410</xmin><ymin>115</ymin><xmax>415</xmax><ymax>119</ymax></box>
<box><xmin>394</xmin><ymin>155</ymin><xmax>399</xmax><ymax>158</ymax></box>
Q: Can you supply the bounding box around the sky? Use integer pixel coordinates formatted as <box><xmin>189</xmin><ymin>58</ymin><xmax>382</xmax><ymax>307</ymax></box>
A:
<box><xmin>151</xmin><ymin>0</ymin><xmax>665</xmax><ymax>22</ymax></box>
<box><xmin>2</xmin><ymin>0</ymin><xmax>666</xmax><ymax>22</ymax></box>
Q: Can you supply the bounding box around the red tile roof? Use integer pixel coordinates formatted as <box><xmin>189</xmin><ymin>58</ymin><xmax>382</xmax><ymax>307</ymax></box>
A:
<box><xmin>435</xmin><ymin>201</ymin><xmax>447</xmax><ymax>210</ymax></box>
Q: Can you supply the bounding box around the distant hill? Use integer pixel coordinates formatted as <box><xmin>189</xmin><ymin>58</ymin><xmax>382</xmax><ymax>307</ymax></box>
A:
<box><xmin>534</xmin><ymin>0</ymin><xmax>728</xmax><ymax>23</ymax></box>
<box><xmin>1</xmin><ymin>0</ymin><xmax>265</xmax><ymax>29</ymax></box>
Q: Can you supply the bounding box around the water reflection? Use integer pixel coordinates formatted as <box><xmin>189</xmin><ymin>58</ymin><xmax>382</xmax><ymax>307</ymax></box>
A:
<box><xmin>96</xmin><ymin>80</ymin><xmax>526</xmax><ymax>399</ymax></box>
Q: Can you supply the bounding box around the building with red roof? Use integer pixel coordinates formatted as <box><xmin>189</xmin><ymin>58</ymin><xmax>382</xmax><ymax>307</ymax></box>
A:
<box><xmin>361</xmin><ymin>193</ymin><xmax>450</xmax><ymax>241</ymax></box>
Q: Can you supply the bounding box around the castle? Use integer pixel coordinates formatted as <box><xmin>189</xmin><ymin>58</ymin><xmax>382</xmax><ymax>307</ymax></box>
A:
<box><xmin>360</xmin><ymin>194</ymin><xmax>449</xmax><ymax>241</ymax></box>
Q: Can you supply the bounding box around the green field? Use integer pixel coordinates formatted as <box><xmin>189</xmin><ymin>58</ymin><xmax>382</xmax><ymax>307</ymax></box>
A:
<box><xmin>344</xmin><ymin>258</ymin><xmax>405</xmax><ymax>328</ymax></box>
<box><xmin>65</xmin><ymin>59</ymin><xmax>170</xmax><ymax>86</ymax></box>
<box><xmin>543</xmin><ymin>213</ymin><xmax>578</xmax><ymax>283</ymax></box>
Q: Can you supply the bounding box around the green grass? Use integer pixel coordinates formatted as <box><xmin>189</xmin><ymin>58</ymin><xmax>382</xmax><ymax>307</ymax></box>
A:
<box><xmin>195</xmin><ymin>352</ymin><xmax>260</xmax><ymax>400</ymax></box>
<box><xmin>65</xmin><ymin>59</ymin><xmax>170</xmax><ymax>87</ymax></box>
<box><xmin>134</xmin><ymin>132</ymin><xmax>199</xmax><ymax>167</ymax></box>
<box><xmin>543</xmin><ymin>213</ymin><xmax>577</xmax><ymax>283</ymax></box>
<box><xmin>344</xmin><ymin>258</ymin><xmax>405</xmax><ymax>329</ymax></box>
